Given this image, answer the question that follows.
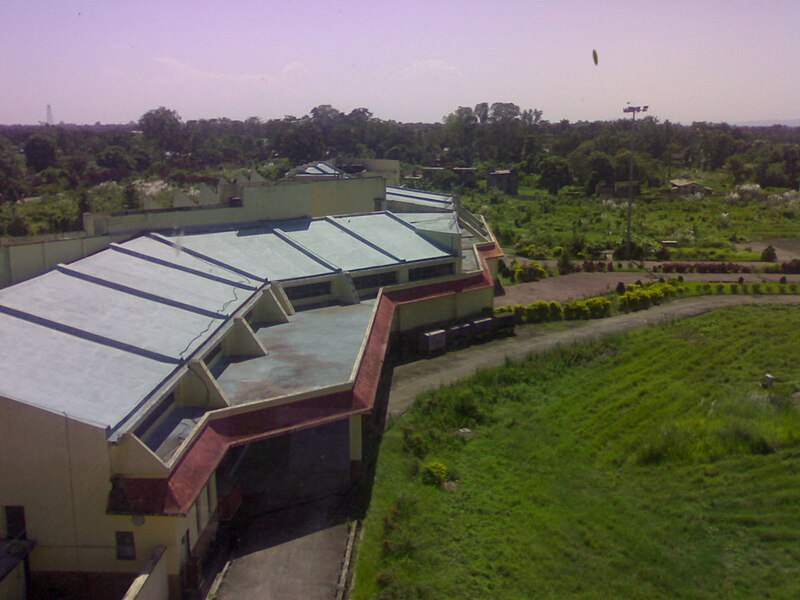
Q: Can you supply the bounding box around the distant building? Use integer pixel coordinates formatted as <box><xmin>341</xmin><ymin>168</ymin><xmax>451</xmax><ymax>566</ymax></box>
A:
<box><xmin>487</xmin><ymin>169</ymin><xmax>518</xmax><ymax>195</ymax></box>
<box><xmin>670</xmin><ymin>178</ymin><xmax>712</xmax><ymax>197</ymax></box>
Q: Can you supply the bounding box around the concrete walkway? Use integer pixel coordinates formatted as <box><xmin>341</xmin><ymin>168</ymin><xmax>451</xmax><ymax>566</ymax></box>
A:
<box><xmin>215</xmin><ymin>494</ymin><xmax>351</xmax><ymax>600</ymax></box>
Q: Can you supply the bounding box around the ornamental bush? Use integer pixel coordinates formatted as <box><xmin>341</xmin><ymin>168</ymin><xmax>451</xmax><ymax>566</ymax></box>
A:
<box><xmin>585</xmin><ymin>296</ymin><xmax>612</xmax><ymax>319</ymax></box>
<box><xmin>548</xmin><ymin>301</ymin><xmax>564</xmax><ymax>321</ymax></box>
<box><xmin>524</xmin><ymin>301</ymin><xmax>551</xmax><ymax>323</ymax></box>
<box><xmin>422</xmin><ymin>461</ymin><xmax>449</xmax><ymax>486</ymax></box>
<box><xmin>564</xmin><ymin>300</ymin><xmax>590</xmax><ymax>320</ymax></box>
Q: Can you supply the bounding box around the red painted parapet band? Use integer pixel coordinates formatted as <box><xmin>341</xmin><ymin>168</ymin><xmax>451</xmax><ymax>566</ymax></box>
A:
<box><xmin>109</xmin><ymin>242</ymin><xmax>501</xmax><ymax>516</ymax></box>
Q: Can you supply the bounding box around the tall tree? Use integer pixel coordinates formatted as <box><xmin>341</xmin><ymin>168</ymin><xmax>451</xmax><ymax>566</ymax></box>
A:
<box><xmin>538</xmin><ymin>155</ymin><xmax>572</xmax><ymax>194</ymax></box>
<box><xmin>138</xmin><ymin>107</ymin><xmax>185</xmax><ymax>154</ymax></box>
<box><xmin>24</xmin><ymin>134</ymin><xmax>57</xmax><ymax>172</ymax></box>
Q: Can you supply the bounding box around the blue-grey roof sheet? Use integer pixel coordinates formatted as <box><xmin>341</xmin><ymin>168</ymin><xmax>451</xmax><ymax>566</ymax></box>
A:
<box><xmin>161</xmin><ymin>228</ymin><xmax>334</xmax><ymax>281</ymax></box>
<box><xmin>296</xmin><ymin>161</ymin><xmax>347</xmax><ymax>177</ymax></box>
<box><xmin>277</xmin><ymin>219</ymin><xmax>396</xmax><ymax>271</ymax></box>
<box><xmin>0</xmin><ymin>271</ymin><xmax>227</xmax><ymax>360</ymax></box>
<box><xmin>386</xmin><ymin>186</ymin><xmax>454</xmax><ymax>210</ymax></box>
<box><xmin>0</xmin><ymin>312</ymin><xmax>175</xmax><ymax>428</ymax></box>
<box><xmin>0</xmin><ymin>237</ymin><xmax>257</xmax><ymax>429</ymax></box>
<box><xmin>119</xmin><ymin>236</ymin><xmax>261</xmax><ymax>288</ymax></box>
<box><xmin>66</xmin><ymin>249</ymin><xmax>251</xmax><ymax>316</ymax></box>
<box><xmin>330</xmin><ymin>214</ymin><xmax>451</xmax><ymax>261</ymax></box>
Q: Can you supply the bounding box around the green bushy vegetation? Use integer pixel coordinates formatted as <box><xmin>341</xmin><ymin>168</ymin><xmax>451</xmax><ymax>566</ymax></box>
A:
<box><xmin>495</xmin><ymin>279</ymin><xmax>799</xmax><ymax>325</ymax></box>
<box><xmin>466</xmin><ymin>186</ymin><xmax>798</xmax><ymax>262</ymax></box>
<box><xmin>354</xmin><ymin>305</ymin><xmax>800</xmax><ymax>599</ymax></box>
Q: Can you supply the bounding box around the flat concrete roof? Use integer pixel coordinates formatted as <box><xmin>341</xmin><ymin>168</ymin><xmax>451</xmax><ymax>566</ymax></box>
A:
<box><xmin>215</xmin><ymin>300</ymin><xmax>376</xmax><ymax>404</ymax></box>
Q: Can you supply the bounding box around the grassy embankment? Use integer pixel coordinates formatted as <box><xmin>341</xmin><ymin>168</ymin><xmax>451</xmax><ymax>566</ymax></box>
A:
<box><xmin>354</xmin><ymin>305</ymin><xmax>800</xmax><ymax>599</ymax></box>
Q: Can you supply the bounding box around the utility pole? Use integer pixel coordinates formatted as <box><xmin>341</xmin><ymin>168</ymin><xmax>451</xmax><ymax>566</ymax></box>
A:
<box><xmin>623</xmin><ymin>103</ymin><xmax>648</xmax><ymax>260</ymax></box>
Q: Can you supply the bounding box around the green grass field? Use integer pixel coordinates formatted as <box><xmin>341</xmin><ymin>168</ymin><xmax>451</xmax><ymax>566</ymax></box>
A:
<box><xmin>353</xmin><ymin>305</ymin><xmax>800</xmax><ymax>599</ymax></box>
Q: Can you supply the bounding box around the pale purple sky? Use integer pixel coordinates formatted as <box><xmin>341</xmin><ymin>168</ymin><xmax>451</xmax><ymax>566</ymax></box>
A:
<box><xmin>2</xmin><ymin>0</ymin><xmax>798</xmax><ymax>125</ymax></box>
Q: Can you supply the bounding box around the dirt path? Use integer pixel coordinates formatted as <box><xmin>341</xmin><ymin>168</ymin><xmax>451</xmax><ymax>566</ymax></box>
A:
<box><xmin>496</xmin><ymin>271</ymin><xmax>800</xmax><ymax>306</ymax></box>
<box><xmin>386</xmin><ymin>295</ymin><xmax>800</xmax><ymax>420</ymax></box>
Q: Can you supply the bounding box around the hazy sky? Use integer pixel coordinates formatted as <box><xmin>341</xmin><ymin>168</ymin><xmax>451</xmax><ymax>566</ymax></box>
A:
<box><xmin>2</xmin><ymin>0</ymin><xmax>799</xmax><ymax>125</ymax></box>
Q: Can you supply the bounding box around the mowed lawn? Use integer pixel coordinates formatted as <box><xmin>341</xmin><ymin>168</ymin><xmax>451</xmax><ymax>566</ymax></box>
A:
<box><xmin>353</xmin><ymin>305</ymin><xmax>800</xmax><ymax>599</ymax></box>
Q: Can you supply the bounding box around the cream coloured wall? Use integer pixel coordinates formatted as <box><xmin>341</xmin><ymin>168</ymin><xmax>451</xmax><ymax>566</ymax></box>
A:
<box><xmin>248</xmin><ymin>288</ymin><xmax>291</xmax><ymax>324</ymax></box>
<box><xmin>120</xmin><ymin>546</ymin><xmax>168</xmax><ymax>600</ymax></box>
<box><xmin>0</xmin><ymin>396</ymin><xmax>107</xmax><ymax>572</ymax></box>
<box><xmin>221</xmin><ymin>318</ymin><xmax>267</xmax><ymax>358</ymax></box>
<box><xmin>395</xmin><ymin>294</ymin><xmax>457</xmax><ymax>331</ymax></box>
<box><xmin>111</xmin><ymin>434</ymin><xmax>170</xmax><ymax>478</ymax></box>
<box><xmin>0</xmin><ymin>394</ymin><xmax>217</xmax><ymax>583</ymax></box>
<box><xmin>455</xmin><ymin>286</ymin><xmax>495</xmax><ymax>316</ymax></box>
<box><xmin>0</xmin><ymin>177</ymin><xmax>389</xmax><ymax>289</ymax></box>
<box><xmin>0</xmin><ymin>234</ymin><xmax>121</xmax><ymax>289</ymax></box>
<box><xmin>83</xmin><ymin>177</ymin><xmax>381</xmax><ymax>237</ymax></box>
<box><xmin>391</xmin><ymin>282</ymin><xmax>494</xmax><ymax>332</ymax></box>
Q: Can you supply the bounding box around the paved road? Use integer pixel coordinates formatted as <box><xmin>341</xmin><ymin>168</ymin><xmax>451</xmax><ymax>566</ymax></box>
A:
<box><xmin>215</xmin><ymin>494</ymin><xmax>351</xmax><ymax>600</ymax></box>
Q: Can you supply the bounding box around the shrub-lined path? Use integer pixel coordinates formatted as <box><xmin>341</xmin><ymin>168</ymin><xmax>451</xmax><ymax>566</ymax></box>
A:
<box><xmin>387</xmin><ymin>294</ymin><xmax>800</xmax><ymax>421</ymax></box>
<box><xmin>495</xmin><ymin>271</ymin><xmax>800</xmax><ymax>306</ymax></box>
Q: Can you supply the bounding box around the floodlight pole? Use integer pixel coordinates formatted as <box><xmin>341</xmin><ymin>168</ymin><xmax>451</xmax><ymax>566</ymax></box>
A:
<box><xmin>623</xmin><ymin>103</ymin><xmax>648</xmax><ymax>261</ymax></box>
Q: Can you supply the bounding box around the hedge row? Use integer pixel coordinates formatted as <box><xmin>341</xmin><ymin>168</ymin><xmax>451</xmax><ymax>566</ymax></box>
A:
<box><xmin>656</xmin><ymin>262</ymin><xmax>753</xmax><ymax>274</ymax></box>
<box><xmin>496</xmin><ymin>297</ymin><xmax>612</xmax><ymax>325</ymax></box>
<box><xmin>495</xmin><ymin>281</ymin><xmax>800</xmax><ymax>325</ymax></box>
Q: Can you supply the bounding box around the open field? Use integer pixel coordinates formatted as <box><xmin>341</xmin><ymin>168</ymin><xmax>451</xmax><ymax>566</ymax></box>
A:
<box><xmin>354</xmin><ymin>305</ymin><xmax>800</xmax><ymax>599</ymax></box>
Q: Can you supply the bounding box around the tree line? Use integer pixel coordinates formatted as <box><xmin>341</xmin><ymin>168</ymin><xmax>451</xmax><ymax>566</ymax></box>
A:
<box><xmin>0</xmin><ymin>103</ymin><xmax>799</xmax><ymax>235</ymax></box>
